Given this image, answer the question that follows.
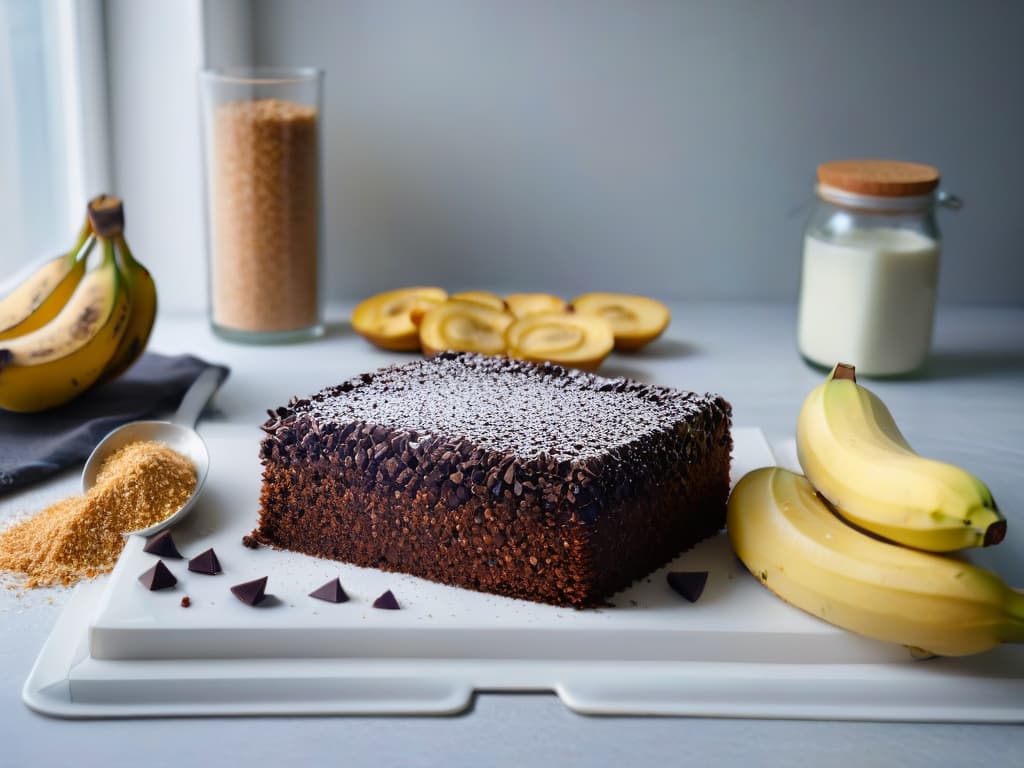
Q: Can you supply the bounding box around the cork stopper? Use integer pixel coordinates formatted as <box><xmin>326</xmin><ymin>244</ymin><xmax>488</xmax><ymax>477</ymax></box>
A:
<box><xmin>817</xmin><ymin>160</ymin><xmax>940</xmax><ymax>197</ymax></box>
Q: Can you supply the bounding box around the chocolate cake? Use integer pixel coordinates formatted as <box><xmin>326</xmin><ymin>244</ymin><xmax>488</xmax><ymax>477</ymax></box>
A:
<box><xmin>250</xmin><ymin>353</ymin><xmax>732</xmax><ymax>607</ymax></box>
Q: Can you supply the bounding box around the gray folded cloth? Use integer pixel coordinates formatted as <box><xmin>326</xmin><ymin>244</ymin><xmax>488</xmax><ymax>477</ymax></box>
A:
<box><xmin>0</xmin><ymin>353</ymin><xmax>229</xmax><ymax>495</ymax></box>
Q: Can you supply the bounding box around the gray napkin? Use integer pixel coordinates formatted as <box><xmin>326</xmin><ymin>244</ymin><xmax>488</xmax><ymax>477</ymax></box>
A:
<box><xmin>0</xmin><ymin>353</ymin><xmax>229</xmax><ymax>495</ymax></box>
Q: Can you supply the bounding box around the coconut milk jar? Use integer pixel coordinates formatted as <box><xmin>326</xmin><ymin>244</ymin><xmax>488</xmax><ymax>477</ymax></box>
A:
<box><xmin>797</xmin><ymin>160</ymin><xmax>960</xmax><ymax>376</ymax></box>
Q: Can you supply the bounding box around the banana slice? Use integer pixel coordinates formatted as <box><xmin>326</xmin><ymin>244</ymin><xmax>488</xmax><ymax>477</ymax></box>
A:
<box><xmin>418</xmin><ymin>300</ymin><xmax>513</xmax><ymax>357</ymax></box>
<box><xmin>352</xmin><ymin>287</ymin><xmax>448</xmax><ymax>352</ymax></box>
<box><xmin>406</xmin><ymin>293</ymin><xmax>503</xmax><ymax>327</ymax></box>
<box><xmin>449</xmin><ymin>290</ymin><xmax>507</xmax><ymax>313</ymax></box>
<box><xmin>504</xmin><ymin>292</ymin><xmax>568</xmax><ymax>319</ymax></box>
<box><xmin>505</xmin><ymin>312</ymin><xmax>614</xmax><ymax>371</ymax></box>
<box><xmin>571</xmin><ymin>292</ymin><xmax>670</xmax><ymax>351</ymax></box>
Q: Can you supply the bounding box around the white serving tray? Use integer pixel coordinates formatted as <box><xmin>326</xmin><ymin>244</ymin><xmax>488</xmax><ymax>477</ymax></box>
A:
<box><xmin>23</xmin><ymin>428</ymin><xmax>1024</xmax><ymax>720</ymax></box>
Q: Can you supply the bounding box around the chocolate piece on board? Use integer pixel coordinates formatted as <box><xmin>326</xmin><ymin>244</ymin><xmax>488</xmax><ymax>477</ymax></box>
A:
<box><xmin>139</xmin><ymin>560</ymin><xmax>177</xmax><ymax>591</ymax></box>
<box><xmin>188</xmin><ymin>548</ymin><xmax>222</xmax><ymax>575</ymax></box>
<box><xmin>230</xmin><ymin>576</ymin><xmax>268</xmax><ymax>606</ymax></box>
<box><xmin>143</xmin><ymin>530</ymin><xmax>183</xmax><ymax>559</ymax></box>
<box><xmin>310</xmin><ymin>577</ymin><xmax>349</xmax><ymax>603</ymax></box>
<box><xmin>667</xmin><ymin>571</ymin><xmax>708</xmax><ymax>603</ymax></box>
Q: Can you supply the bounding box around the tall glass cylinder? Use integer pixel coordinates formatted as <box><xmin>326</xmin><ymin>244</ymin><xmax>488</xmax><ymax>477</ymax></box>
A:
<box><xmin>200</xmin><ymin>67</ymin><xmax>324</xmax><ymax>343</ymax></box>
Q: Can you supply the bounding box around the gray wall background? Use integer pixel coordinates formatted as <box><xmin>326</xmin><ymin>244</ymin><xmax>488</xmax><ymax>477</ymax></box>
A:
<box><xmin>249</xmin><ymin>0</ymin><xmax>1024</xmax><ymax>306</ymax></box>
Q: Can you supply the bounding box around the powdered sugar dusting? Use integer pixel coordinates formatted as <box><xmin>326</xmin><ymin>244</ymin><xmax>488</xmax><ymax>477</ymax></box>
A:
<box><xmin>298</xmin><ymin>354</ymin><xmax>714</xmax><ymax>460</ymax></box>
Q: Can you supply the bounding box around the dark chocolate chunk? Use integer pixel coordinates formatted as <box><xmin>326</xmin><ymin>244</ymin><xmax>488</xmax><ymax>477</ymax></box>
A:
<box><xmin>188</xmin><ymin>548</ymin><xmax>222</xmax><ymax>575</ymax></box>
<box><xmin>310</xmin><ymin>577</ymin><xmax>349</xmax><ymax>603</ymax></box>
<box><xmin>142</xmin><ymin>530</ymin><xmax>183</xmax><ymax>559</ymax></box>
<box><xmin>372</xmin><ymin>589</ymin><xmax>400</xmax><ymax>610</ymax></box>
<box><xmin>138</xmin><ymin>560</ymin><xmax>177</xmax><ymax>591</ymax></box>
<box><xmin>667</xmin><ymin>571</ymin><xmax>708</xmax><ymax>603</ymax></box>
<box><xmin>231</xmin><ymin>576</ymin><xmax>268</xmax><ymax>606</ymax></box>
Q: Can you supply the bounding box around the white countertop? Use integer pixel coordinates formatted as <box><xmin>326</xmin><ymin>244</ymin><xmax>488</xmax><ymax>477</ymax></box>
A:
<box><xmin>3</xmin><ymin>301</ymin><xmax>1023</xmax><ymax>767</ymax></box>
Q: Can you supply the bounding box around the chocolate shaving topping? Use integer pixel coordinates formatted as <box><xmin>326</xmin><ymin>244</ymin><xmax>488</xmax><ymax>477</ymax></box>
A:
<box><xmin>138</xmin><ymin>560</ymin><xmax>177</xmax><ymax>591</ymax></box>
<box><xmin>310</xmin><ymin>577</ymin><xmax>349</xmax><ymax>603</ymax></box>
<box><xmin>372</xmin><ymin>589</ymin><xmax>400</xmax><ymax>610</ymax></box>
<box><xmin>667</xmin><ymin>571</ymin><xmax>708</xmax><ymax>603</ymax></box>
<box><xmin>231</xmin><ymin>576</ymin><xmax>268</xmax><ymax>606</ymax></box>
<box><xmin>188</xmin><ymin>548</ymin><xmax>222</xmax><ymax>575</ymax></box>
<box><xmin>142</xmin><ymin>530</ymin><xmax>183</xmax><ymax>559</ymax></box>
<box><xmin>282</xmin><ymin>352</ymin><xmax>722</xmax><ymax>461</ymax></box>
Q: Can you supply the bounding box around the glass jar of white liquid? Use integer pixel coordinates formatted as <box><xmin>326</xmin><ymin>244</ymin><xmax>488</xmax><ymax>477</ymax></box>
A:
<box><xmin>797</xmin><ymin>159</ymin><xmax>960</xmax><ymax>376</ymax></box>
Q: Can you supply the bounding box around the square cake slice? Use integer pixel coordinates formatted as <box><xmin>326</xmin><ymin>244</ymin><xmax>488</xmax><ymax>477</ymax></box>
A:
<box><xmin>250</xmin><ymin>352</ymin><xmax>732</xmax><ymax>607</ymax></box>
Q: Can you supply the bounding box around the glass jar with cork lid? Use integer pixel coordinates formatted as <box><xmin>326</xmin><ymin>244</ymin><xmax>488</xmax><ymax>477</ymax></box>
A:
<box><xmin>797</xmin><ymin>159</ymin><xmax>961</xmax><ymax>376</ymax></box>
<box><xmin>200</xmin><ymin>67</ymin><xmax>324</xmax><ymax>343</ymax></box>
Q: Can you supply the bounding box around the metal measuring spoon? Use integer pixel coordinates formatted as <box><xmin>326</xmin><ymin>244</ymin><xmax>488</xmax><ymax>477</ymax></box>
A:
<box><xmin>81</xmin><ymin>366</ymin><xmax>229</xmax><ymax>537</ymax></box>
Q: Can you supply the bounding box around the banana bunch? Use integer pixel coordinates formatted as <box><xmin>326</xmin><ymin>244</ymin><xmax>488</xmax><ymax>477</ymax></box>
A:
<box><xmin>728</xmin><ymin>363</ymin><xmax>1020</xmax><ymax>657</ymax></box>
<box><xmin>0</xmin><ymin>196</ymin><xmax>157</xmax><ymax>412</ymax></box>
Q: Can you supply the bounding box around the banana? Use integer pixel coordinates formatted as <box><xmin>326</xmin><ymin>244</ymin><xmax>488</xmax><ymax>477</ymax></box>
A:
<box><xmin>0</xmin><ymin>241</ymin><xmax>130</xmax><ymax>412</ymax></box>
<box><xmin>727</xmin><ymin>466</ymin><xmax>1024</xmax><ymax>657</ymax></box>
<box><xmin>98</xmin><ymin>234</ymin><xmax>156</xmax><ymax>382</ymax></box>
<box><xmin>87</xmin><ymin>197</ymin><xmax>157</xmax><ymax>383</ymax></box>
<box><xmin>0</xmin><ymin>220</ymin><xmax>92</xmax><ymax>340</ymax></box>
<box><xmin>796</xmin><ymin>363</ymin><xmax>1005</xmax><ymax>551</ymax></box>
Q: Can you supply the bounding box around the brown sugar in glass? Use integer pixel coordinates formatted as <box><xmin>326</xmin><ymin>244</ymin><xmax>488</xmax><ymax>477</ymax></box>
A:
<box><xmin>200</xmin><ymin>68</ymin><xmax>324</xmax><ymax>342</ymax></box>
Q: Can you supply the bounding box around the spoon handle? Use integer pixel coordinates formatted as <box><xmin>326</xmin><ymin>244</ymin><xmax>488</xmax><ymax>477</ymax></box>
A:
<box><xmin>173</xmin><ymin>366</ymin><xmax>229</xmax><ymax>427</ymax></box>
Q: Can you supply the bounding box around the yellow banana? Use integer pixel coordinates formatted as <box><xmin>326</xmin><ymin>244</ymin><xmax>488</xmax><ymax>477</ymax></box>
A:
<box><xmin>796</xmin><ymin>364</ymin><xmax>1004</xmax><ymax>551</ymax></box>
<box><xmin>0</xmin><ymin>241</ymin><xmax>129</xmax><ymax>412</ymax></box>
<box><xmin>0</xmin><ymin>219</ymin><xmax>92</xmax><ymax>340</ymax></box>
<box><xmin>86</xmin><ymin>196</ymin><xmax>157</xmax><ymax>383</ymax></box>
<box><xmin>727</xmin><ymin>466</ymin><xmax>1024</xmax><ymax>657</ymax></box>
<box><xmin>97</xmin><ymin>233</ymin><xmax>156</xmax><ymax>382</ymax></box>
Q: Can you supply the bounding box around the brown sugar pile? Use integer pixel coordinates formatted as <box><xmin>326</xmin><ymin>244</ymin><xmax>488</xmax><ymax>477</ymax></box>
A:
<box><xmin>210</xmin><ymin>97</ymin><xmax>320</xmax><ymax>333</ymax></box>
<box><xmin>0</xmin><ymin>441</ymin><xmax>196</xmax><ymax>588</ymax></box>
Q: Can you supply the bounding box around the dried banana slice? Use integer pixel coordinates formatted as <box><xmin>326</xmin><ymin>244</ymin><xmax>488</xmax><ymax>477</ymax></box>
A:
<box><xmin>449</xmin><ymin>290</ymin><xmax>507</xmax><ymax>313</ymax></box>
<box><xmin>571</xmin><ymin>292</ymin><xmax>670</xmax><ymax>351</ymax></box>
<box><xmin>506</xmin><ymin>312</ymin><xmax>613</xmax><ymax>372</ymax></box>
<box><xmin>504</xmin><ymin>292</ymin><xmax>568</xmax><ymax>319</ymax></box>
<box><xmin>352</xmin><ymin>287</ymin><xmax>448</xmax><ymax>351</ymax></box>
<box><xmin>418</xmin><ymin>300</ymin><xmax>513</xmax><ymax>357</ymax></box>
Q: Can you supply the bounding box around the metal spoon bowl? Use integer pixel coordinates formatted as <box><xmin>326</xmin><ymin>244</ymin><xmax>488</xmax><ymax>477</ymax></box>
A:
<box><xmin>82</xmin><ymin>366</ymin><xmax>228</xmax><ymax>538</ymax></box>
